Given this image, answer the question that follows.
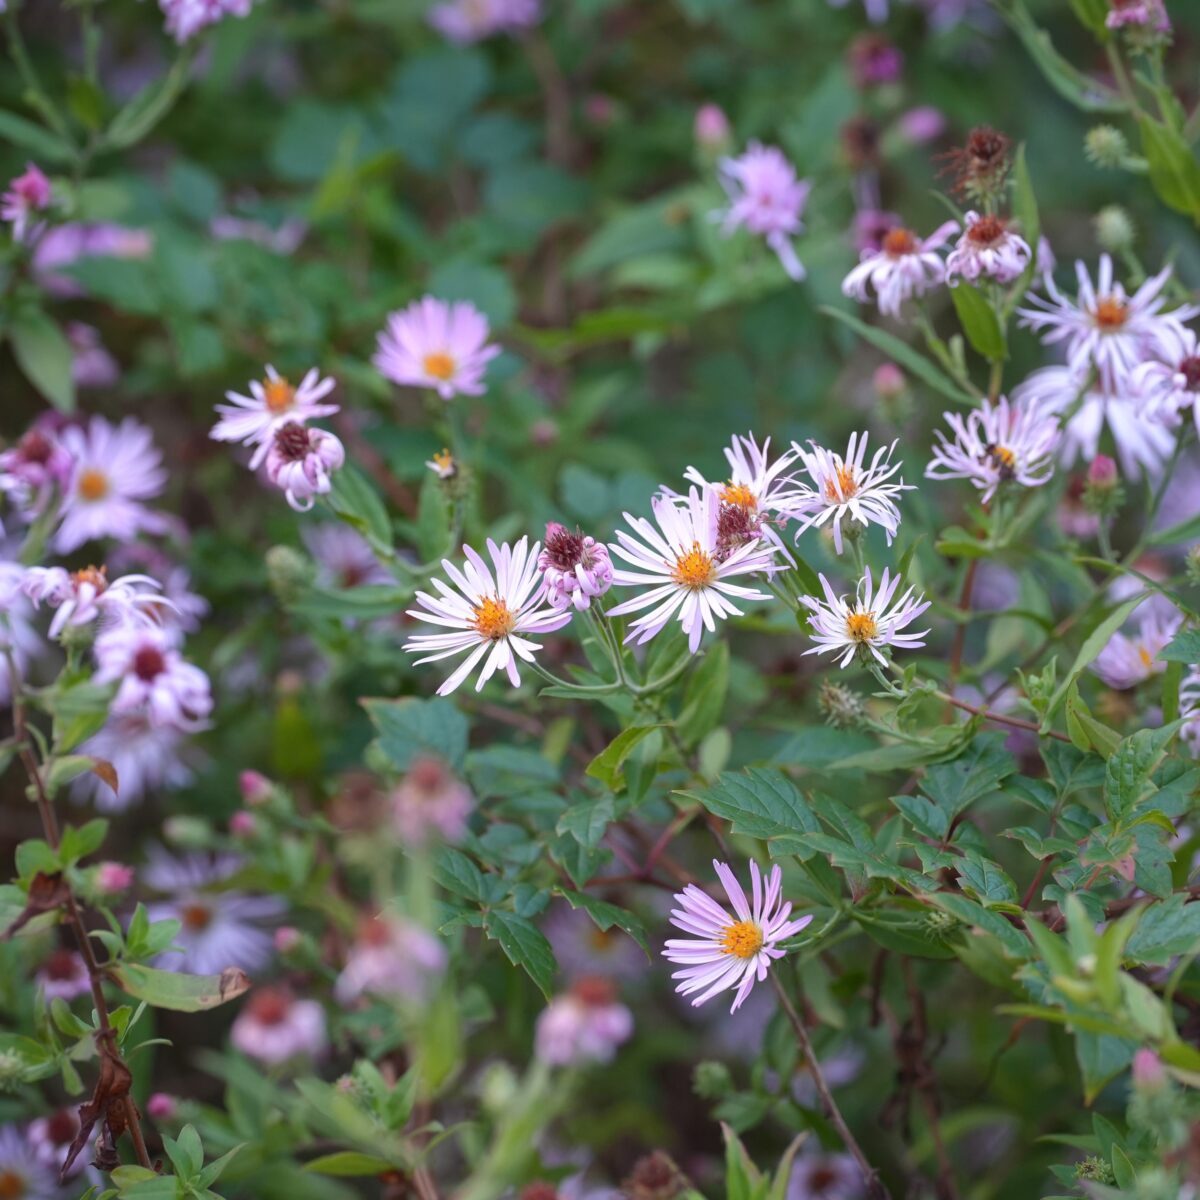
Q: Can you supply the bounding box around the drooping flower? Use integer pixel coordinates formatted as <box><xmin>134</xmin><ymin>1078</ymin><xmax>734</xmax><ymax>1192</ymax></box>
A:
<box><xmin>790</xmin><ymin>432</ymin><xmax>912</xmax><ymax>553</ymax></box>
<box><xmin>1133</xmin><ymin>325</ymin><xmax>1200</xmax><ymax>431</ymax></box>
<box><xmin>374</xmin><ymin>297</ymin><xmax>501</xmax><ymax>400</ymax></box>
<box><xmin>681</xmin><ymin>433</ymin><xmax>802</xmax><ymax>560</ymax></box>
<box><xmin>334</xmin><ymin>914</ymin><xmax>447</xmax><ymax>1005</ymax></box>
<box><xmin>664</xmin><ymin>860</ymin><xmax>812</xmax><ymax>1013</ymax></box>
<box><xmin>403</xmin><ymin>536</ymin><xmax>573</xmax><ymax>695</ymax></box>
<box><xmin>538</xmin><ymin>523</ymin><xmax>615</xmax><ymax>611</ymax></box>
<box><xmin>841</xmin><ymin>221</ymin><xmax>958</xmax><ymax>318</ymax></box>
<box><xmin>944</xmin><ymin>212</ymin><xmax>1031</xmax><ymax>285</ymax></box>
<box><xmin>1018</xmin><ymin>256</ymin><xmax>1196</xmax><ymax>391</ymax></box>
<box><xmin>787</xmin><ymin>1151</ymin><xmax>864</xmax><ymax>1200</ymax></box>
<box><xmin>800</xmin><ymin>568</ymin><xmax>931</xmax><ymax>668</ymax></box>
<box><xmin>1013</xmin><ymin>365</ymin><xmax>1175</xmax><ymax>481</ymax></box>
<box><xmin>159</xmin><ymin>0</ymin><xmax>254</xmax><ymax>43</ymax></box>
<box><xmin>34</xmin><ymin>949</ymin><xmax>90</xmax><ymax>1002</ymax></box>
<box><xmin>1090</xmin><ymin>607</ymin><xmax>1180</xmax><ymax>690</ymax></box>
<box><xmin>264</xmin><ymin>422</ymin><xmax>345</xmax><ymax>511</ymax></box>
<box><xmin>22</xmin><ymin>565</ymin><xmax>167</xmax><ymax>639</ymax></box>
<box><xmin>210</xmin><ymin>365</ymin><xmax>338</xmax><ymax>469</ymax></box>
<box><xmin>302</xmin><ymin>523</ymin><xmax>391</xmax><ymax>589</ymax></box>
<box><xmin>925</xmin><ymin>396</ymin><xmax>1060</xmax><ymax>503</ymax></box>
<box><xmin>73</xmin><ymin>713</ymin><xmax>193</xmax><ymax>812</ymax></box>
<box><xmin>607</xmin><ymin>487</ymin><xmax>776</xmax><ymax>654</ymax></box>
<box><xmin>0</xmin><ymin>419</ymin><xmax>74</xmax><ymax>520</ymax></box>
<box><xmin>427</xmin><ymin>0</ymin><xmax>540</xmax><ymax>43</ymax></box>
<box><xmin>717</xmin><ymin>142</ymin><xmax>812</xmax><ymax>281</ymax></box>
<box><xmin>93</xmin><ymin>624</ymin><xmax>213</xmax><ymax>731</ymax></box>
<box><xmin>229</xmin><ymin>988</ymin><xmax>327</xmax><ymax>1065</ymax></box>
<box><xmin>391</xmin><ymin>756</ymin><xmax>474</xmax><ymax>845</ymax></box>
<box><xmin>1</xmin><ymin>162</ymin><xmax>52</xmax><ymax>241</ymax></box>
<box><xmin>0</xmin><ymin>1124</ymin><xmax>58</xmax><ymax>1200</ymax></box>
<box><xmin>535</xmin><ymin>978</ymin><xmax>634</xmax><ymax>1066</ymax></box>
<box><xmin>142</xmin><ymin>849</ymin><xmax>282</xmax><ymax>975</ymax></box>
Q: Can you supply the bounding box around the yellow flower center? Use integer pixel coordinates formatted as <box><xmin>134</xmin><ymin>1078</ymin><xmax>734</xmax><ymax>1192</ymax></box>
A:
<box><xmin>263</xmin><ymin>376</ymin><xmax>295</xmax><ymax>413</ymax></box>
<box><xmin>882</xmin><ymin>228</ymin><xmax>917</xmax><ymax>257</ymax></box>
<box><xmin>0</xmin><ymin>1169</ymin><xmax>25</xmax><ymax>1200</ymax></box>
<box><xmin>1093</xmin><ymin>297</ymin><xmax>1129</xmax><ymax>330</ymax></box>
<box><xmin>72</xmin><ymin>565</ymin><xmax>108</xmax><ymax>593</ymax></box>
<box><xmin>846</xmin><ymin>612</ymin><xmax>878</xmax><ymax>643</ymax></box>
<box><xmin>990</xmin><ymin>445</ymin><xmax>1015</xmax><ymax>469</ymax></box>
<box><xmin>1138</xmin><ymin>646</ymin><xmax>1153</xmax><ymax>669</ymax></box>
<box><xmin>77</xmin><ymin>467</ymin><xmax>109</xmax><ymax>502</ymax></box>
<box><xmin>423</xmin><ymin>351</ymin><xmax>457</xmax><ymax>381</ymax></box>
<box><xmin>432</xmin><ymin>448</ymin><xmax>455</xmax><ymax>473</ymax></box>
<box><xmin>672</xmin><ymin>544</ymin><xmax>717</xmax><ymax>589</ymax></box>
<box><xmin>720</xmin><ymin>920</ymin><xmax>764</xmax><ymax>959</ymax></box>
<box><xmin>719</xmin><ymin>482</ymin><xmax>758</xmax><ymax>509</ymax></box>
<box><xmin>472</xmin><ymin>596</ymin><xmax>516</xmax><ymax>640</ymax></box>
<box><xmin>823</xmin><ymin>463</ymin><xmax>858</xmax><ymax>503</ymax></box>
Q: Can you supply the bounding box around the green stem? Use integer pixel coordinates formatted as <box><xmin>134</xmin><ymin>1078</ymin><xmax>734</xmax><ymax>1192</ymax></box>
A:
<box><xmin>5</xmin><ymin>5</ymin><xmax>78</xmax><ymax>151</ymax></box>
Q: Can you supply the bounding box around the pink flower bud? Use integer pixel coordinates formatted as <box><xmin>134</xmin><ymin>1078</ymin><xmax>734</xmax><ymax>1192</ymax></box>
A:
<box><xmin>146</xmin><ymin>1093</ymin><xmax>176</xmax><ymax>1121</ymax></box>
<box><xmin>872</xmin><ymin>363</ymin><xmax>906</xmax><ymax>400</ymax></box>
<box><xmin>898</xmin><ymin>105</ymin><xmax>947</xmax><ymax>145</ymax></box>
<box><xmin>694</xmin><ymin>104</ymin><xmax>731</xmax><ymax>149</ymax></box>
<box><xmin>1087</xmin><ymin>454</ymin><xmax>1118</xmax><ymax>488</ymax></box>
<box><xmin>274</xmin><ymin>926</ymin><xmax>301</xmax><ymax>954</ymax></box>
<box><xmin>95</xmin><ymin>861</ymin><xmax>135</xmax><ymax>894</ymax></box>
<box><xmin>229</xmin><ymin>810</ymin><xmax>256</xmax><ymax>838</ymax></box>
<box><xmin>1132</xmin><ymin>1048</ymin><xmax>1166</xmax><ymax>1091</ymax></box>
<box><xmin>239</xmin><ymin>770</ymin><xmax>272</xmax><ymax>806</ymax></box>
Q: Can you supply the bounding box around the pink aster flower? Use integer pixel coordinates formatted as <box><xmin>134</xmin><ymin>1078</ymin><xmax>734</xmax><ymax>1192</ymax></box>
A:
<box><xmin>607</xmin><ymin>487</ymin><xmax>776</xmax><ymax>653</ymax></box>
<box><xmin>427</xmin><ymin>0</ymin><xmax>541</xmax><ymax>42</ymax></box>
<box><xmin>2</xmin><ymin>162</ymin><xmax>52</xmax><ymax>241</ymax></box>
<box><xmin>664</xmin><ymin>860</ymin><xmax>812</xmax><ymax>1013</ymax></box>
<box><xmin>790</xmin><ymin>432</ymin><xmax>912</xmax><ymax>553</ymax></box>
<box><xmin>1133</xmin><ymin>325</ymin><xmax>1200</xmax><ymax>431</ymax></box>
<box><xmin>1106</xmin><ymin>0</ymin><xmax>1169</xmax><ymax>31</ymax></box>
<box><xmin>391</xmin><ymin>756</ymin><xmax>474</xmax><ymax>845</ymax></box>
<box><xmin>302</xmin><ymin>523</ymin><xmax>391</xmax><ymax>589</ymax></box>
<box><xmin>842</xmin><ymin>222</ymin><xmax>958</xmax><ymax>318</ymax></box>
<box><xmin>109</xmin><ymin>544</ymin><xmax>209</xmax><ymax>639</ymax></box>
<box><xmin>1018</xmin><ymin>255</ymin><xmax>1197</xmax><ymax>391</ymax></box>
<box><xmin>159</xmin><ymin>0</ymin><xmax>253</xmax><ymax>43</ymax></box>
<box><xmin>1090</xmin><ymin>606</ymin><xmax>1180</xmax><ymax>690</ymax></box>
<box><xmin>142</xmin><ymin>848</ymin><xmax>283</xmax><ymax>975</ymax></box>
<box><xmin>800</xmin><ymin>568</ymin><xmax>931</xmax><ymax>668</ymax></box>
<box><xmin>210</xmin><ymin>365</ymin><xmax>338</xmax><ymax>469</ymax></box>
<box><xmin>22</xmin><ymin>565</ymin><xmax>167</xmax><ymax>639</ymax></box>
<box><xmin>403</xmin><ymin>536</ymin><xmax>573</xmax><ymax>695</ymax></box>
<box><xmin>0</xmin><ymin>419</ymin><xmax>74</xmax><ymax>521</ymax></box>
<box><xmin>29</xmin><ymin>1109</ymin><xmax>86</xmax><ymax>1179</ymax></box>
<box><xmin>34</xmin><ymin>949</ymin><xmax>90</xmax><ymax>1002</ymax></box>
<box><xmin>535</xmin><ymin>978</ymin><xmax>634</xmax><ymax>1066</ymax></box>
<box><xmin>848</xmin><ymin>34</ymin><xmax>903</xmax><ymax>88</ymax></box>
<box><xmin>538</xmin><ymin>523</ymin><xmax>615</xmax><ymax>612</ymax></box>
<box><xmin>334</xmin><ymin>914</ymin><xmax>447</xmax><ymax>1005</ymax></box>
<box><xmin>230</xmin><ymin>988</ymin><xmax>327</xmax><ymax>1065</ymax></box>
<box><xmin>93</xmin><ymin>624</ymin><xmax>213</xmax><ymax>732</ymax></box>
<box><xmin>95</xmin><ymin>862</ymin><xmax>135</xmax><ymax>894</ymax></box>
<box><xmin>925</xmin><ymin>396</ymin><xmax>1059</xmax><ymax>503</ymax></box>
<box><xmin>694</xmin><ymin>104</ymin><xmax>732</xmax><ymax>150</ymax></box>
<box><xmin>73</xmin><ymin>714</ymin><xmax>193</xmax><ymax>812</ymax></box>
<box><xmin>374</xmin><ymin>297</ymin><xmax>501</xmax><ymax>399</ymax></box>
<box><xmin>944</xmin><ymin>212</ymin><xmax>1031</xmax><ymax>285</ymax></box>
<box><xmin>717</xmin><ymin>142</ymin><xmax>812</xmax><ymax>281</ymax></box>
<box><xmin>897</xmin><ymin>105</ymin><xmax>947</xmax><ymax>144</ymax></box>
<box><xmin>264</xmin><ymin>422</ymin><xmax>345</xmax><ymax>511</ymax></box>
<box><xmin>54</xmin><ymin>417</ymin><xmax>168</xmax><ymax>555</ymax></box>
<box><xmin>544</xmin><ymin>903</ymin><xmax>647</xmax><ymax>983</ymax></box>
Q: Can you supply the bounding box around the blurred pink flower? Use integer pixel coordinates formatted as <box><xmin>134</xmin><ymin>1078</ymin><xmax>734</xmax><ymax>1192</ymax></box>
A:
<box><xmin>35</xmin><ymin>949</ymin><xmax>90</xmax><ymax>1002</ymax></box>
<box><xmin>33</xmin><ymin>222</ymin><xmax>152</xmax><ymax>296</ymax></box>
<box><xmin>842</xmin><ymin>222</ymin><xmax>957</xmax><ymax>318</ymax></box>
<box><xmin>945</xmin><ymin>212</ymin><xmax>1031</xmax><ymax>284</ymax></box>
<box><xmin>391</xmin><ymin>756</ymin><xmax>474</xmax><ymax>846</ymax></box>
<box><xmin>239</xmin><ymin>770</ymin><xmax>273</xmax><ymax>805</ymax></box>
<box><xmin>848</xmin><ymin>34</ymin><xmax>902</xmax><ymax>88</ymax></box>
<box><xmin>0</xmin><ymin>419</ymin><xmax>75</xmax><ymax>521</ymax></box>
<box><xmin>535</xmin><ymin>978</ymin><xmax>634</xmax><ymax>1066</ymax></box>
<box><xmin>334</xmin><ymin>915</ymin><xmax>447</xmax><ymax>1005</ymax></box>
<box><xmin>787</xmin><ymin>1151</ymin><xmax>863</xmax><ymax>1200</ymax></box>
<box><xmin>93</xmin><ymin>624</ymin><xmax>212</xmax><ymax>732</ymax></box>
<box><xmin>717</xmin><ymin>142</ymin><xmax>811</xmax><ymax>281</ymax></box>
<box><xmin>66</xmin><ymin>322</ymin><xmax>119</xmax><ymax>389</ymax></box>
<box><xmin>897</xmin><ymin>105</ymin><xmax>947</xmax><ymax>144</ymax></box>
<box><xmin>428</xmin><ymin>0</ymin><xmax>540</xmax><ymax>43</ymax></box>
<box><xmin>1106</xmin><ymin>0</ymin><xmax>1169</xmax><ymax>31</ymax></box>
<box><xmin>694</xmin><ymin>104</ymin><xmax>731</xmax><ymax>150</ymax></box>
<box><xmin>374</xmin><ymin>297</ymin><xmax>501</xmax><ymax>400</ymax></box>
<box><xmin>96</xmin><ymin>862</ymin><xmax>136</xmax><ymax>894</ymax></box>
<box><xmin>544</xmin><ymin>903</ymin><xmax>646</xmax><ymax>982</ymax></box>
<box><xmin>22</xmin><ymin>565</ymin><xmax>167</xmax><ymax>639</ymax></box>
<box><xmin>146</xmin><ymin>1094</ymin><xmax>177</xmax><ymax>1121</ymax></box>
<box><xmin>29</xmin><ymin>1109</ymin><xmax>84</xmax><ymax>1178</ymax></box>
<box><xmin>850</xmin><ymin>209</ymin><xmax>900</xmax><ymax>255</ymax></box>
<box><xmin>230</xmin><ymin>988</ymin><xmax>326</xmax><ymax>1065</ymax></box>
<box><xmin>1</xmin><ymin>162</ymin><xmax>51</xmax><ymax>241</ymax></box>
<box><xmin>73</xmin><ymin>713</ymin><xmax>194</xmax><ymax>812</ymax></box>
<box><xmin>160</xmin><ymin>0</ymin><xmax>253</xmax><ymax>43</ymax></box>
<box><xmin>302</xmin><ymin>523</ymin><xmax>391</xmax><ymax>589</ymax></box>
<box><xmin>264</xmin><ymin>422</ymin><xmax>345</xmax><ymax>511</ymax></box>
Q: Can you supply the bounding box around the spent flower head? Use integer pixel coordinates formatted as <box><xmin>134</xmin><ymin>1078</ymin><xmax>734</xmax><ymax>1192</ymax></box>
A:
<box><xmin>538</xmin><ymin>523</ymin><xmax>615</xmax><ymax>612</ymax></box>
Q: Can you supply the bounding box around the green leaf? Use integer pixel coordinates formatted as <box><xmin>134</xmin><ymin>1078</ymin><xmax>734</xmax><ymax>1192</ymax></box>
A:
<box><xmin>303</xmin><ymin>1151</ymin><xmax>396</xmax><ymax>1177</ymax></box>
<box><xmin>329</xmin><ymin>466</ymin><xmax>392</xmax><ymax>555</ymax></box>
<box><xmin>482</xmin><ymin>910</ymin><xmax>556</xmax><ymax>998</ymax></box>
<box><xmin>0</xmin><ymin>110</ymin><xmax>75</xmax><ymax>163</ymax></box>
<box><xmin>1103</xmin><ymin>723</ymin><xmax>1179</xmax><ymax>821</ymax></box>
<box><xmin>10</xmin><ymin>311</ymin><xmax>75</xmax><ymax>412</ymax></box>
<box><xmin>920</xmin><ymin>734</ymin><xmax>1014</xmax><ymax>819</ymax></box>
<box><xmin>683</xmin><ymin>768</ymin><xmax>820</xmax><ymax>855</ymax></box>
<box><xmin>556</xmin><ymin>795</ymin><xmax>615</xmax><ymax>848</ymax></box>
<box><xmin>1065</xmin><ymin>686</ymin><xmax>1122</xmax><ymax>759</ymax></box>
<box><xmin>555</xmin><ymin>888</ymin><xmax>650</xmax><ymax>955</ymax></box>
<box><xmin>1067</xmin><ymin>0</ymin><xmax>1110</xmax><ymax>35</ymax></box>
<box><xmin>429</xmin><ymin>259</ymin><xmax>516</xmax><ymax>327</ymax></box>
<box><xmin>820</xmin><ymin>306</ymin><xmax>976</xmax><ymax>407</ymax></box>
<box><xmin>949</xmin><ymin>282</ymin><xmax>1006</xmax><ymax>362</ymax></box>
<box><xmin>677</xmin><ymin>641</ymin><xmax>729</xmax><ymax>747</ymax></box>
<box><xmin>164</xmin><ymin>1125</ymin><xmax>204</xmax><ymax>1179</ymax></box>
<box><xmin>363</xmin><ymin>696</ymin><xmax>469</xmax><ymax>772</ymax></box>
<box><xmin>585</xmin><ymin>725</ymin><xmax>662</xmax><ymax>789</ymax></box>
<box><xmin>106</xmin><ymin>49</ymin><xmax>195</xmax><ymax>150</ymax></box>
<box><xmin>415</xmin><ymin>469</ymin><xmax>452</xmax><ymax>564</ymax></box>
<box><xmin>109</xmin><ymin>963</ymin><xmax>251</xmax><ymax>1011</ymax></box>
<box><xmin>1138</xmin><ymin>116</ymin><xmax>1200</xmax><ymax>221</ymax></box>
<box><xmin>1159</xmin><ymin>627</ymin><xmax>1200</xmax><ymax>665</ymax></box>
<box><xmin>1125</xmin><ymin>895</ymin><xmax>1200</xmax><ymax>965</ymax></box>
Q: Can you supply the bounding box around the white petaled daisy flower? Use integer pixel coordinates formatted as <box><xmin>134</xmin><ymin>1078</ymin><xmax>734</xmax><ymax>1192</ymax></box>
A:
<box><xmin>93</xmin><ymin>624</ymin><xmax>213</xmax><ymax>732</ymax></box>
<box><xmin>210</xmin><ymin>365</ymin><xmax>338</xmax><ymax>469</ymax></box>
<box><xmin>22</xmin><ymin>565</ymin><xmax>167</xmax><ymax>638</ymax></box>
<box><xmin>607</xmin><ymin>487</ymin><xmax>777</xmax><ymax>654</ymax></box>
<box><xmin>1018</xmin><ymin>255</ymin><xmax>1197</xmax><ymax>390</ymax></box>
<box><xmin>664</xmin><ymin>860</ymin><xmax>812</xmax><ymax>1013</ymax></box>
<box><xmin>682</xmin><ymin>432</ymin><xmax>802</xmax><ymax>560</ymax></box>
<box><xmin>54</xmin><ymin>416</ymin><xmax>168</xmax><ymax>554</ymax></box>
<box><xmin>790</xmin><ymin>432</ymin><xmax>913</xmax><ymax>554</ymax></box>
<box><xmin>403</xmin><ymin>536</ymin><xmax>573</xmax><ymax>695</ymax></box>
<box><xmin>1013</xmin><ymin>365</ymin><xmax>1176</xmax><ymax>481</ymax></box>
<box><xmin>841</xmin><ymin>221</ymin><xmax>958</xmax><ymax>319</ymax></box>
<box><xmin>1090</xmin><ymin>607</ymin><xmax>1180</xmax><ymax>690</ymax></box>
<box><xmin>944</xmin><ymin>212</ymin><xmax>1031</xmax><ymax>285</ymax></box>
<box><xmin>800</xmin><ymin>568</ymin><xmax>931</xmax><ymax>668</ymax></box>
<box><xmin>374</xmin><ymin>296</ymin><xmax>501</xmax><ymax>400</ymax></box>
<box><xmin>1133</xmin><ymin>325</ymin><xmax>1200</xmax><ymax>431</ymax></box>
<box><xmin>925</xmin><ymin>396</ymin><xmax>1060</xmax><ymax>503</ymax></box>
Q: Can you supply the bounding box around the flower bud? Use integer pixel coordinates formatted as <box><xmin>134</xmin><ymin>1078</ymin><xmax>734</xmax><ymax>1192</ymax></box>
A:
<box><xmin>1083</xmin><ymin>455</ymin><xmax>1124</xmax><ymax>518</ymax></box>
<box><xmin>95</xmin><ymin>861</ymin><xmax>135</xmax><ymax>894</ymax></box>
<box><xmin>692</xmin><ymin>1060</ymin><xmax>732</xmax><ymax>1100</ymax></box>
<box><xmin>162</xmin><ymin>815</ymin><xmax>210</xmax><ymax>849</ymax></box>
<box><xmin>146</xmin><ymin>1093</ymin><xmax>177</xmax><ymax>1121</ymax></box>
<box><xmin>694</xmin><ymin>104</ymin><xmax>731</xmax><ymax>151</ymax></box>
<box><xmin>239</xmin><ymin>770</ymin><xmax>273</xmax><ymax>806</ymax></box>
<box><xmin>1084</xmin><ymin>124</ymin><xmax>1129</xmax><ymax>169</ymax></box>
<box><xmin>1087</xmin><ymin>455</ymin><xmax>1118</xmax><ymax>488</ymax></box>
<box><xmin>818</xmin><ymin>678</ymin><xmax>867</xmax><ymax>729</ymax></box>
<box><xmin>274</xmin><ymin>926</ymin><xmax>302</xmax><ymax>954</ymax></box>
<box><xmin>229</xmin><ymin>810</ymin><xmax>256</xmax><ymax>838</ymax></box>
<box><xmin>1094</xmin><ymin>204</ymin><xmax>1135</xmax><ymax>253</ymax></box>
<box><xmin>265</xmin><ymin>544</ymin><xmax>313</xmax><ymax>602</ymax></box>
<box><xmin>1132</xmin><ymin>1047</ymin><xmax>1166</xmax><ymax>1092</ymax></box>
<box><xmin>872</xmin><ymin>363</ymin><xmax>906</xmax><ymax>400</ymax></box>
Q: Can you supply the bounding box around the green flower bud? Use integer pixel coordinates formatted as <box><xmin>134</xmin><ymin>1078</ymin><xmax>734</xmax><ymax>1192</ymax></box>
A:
<box><xmin>265</xmin><ymin>545</ymin><xmax>314</xmax><ymax>602</ymax></box>
<box><xmin>692</xmin><ymin>1060</ymin><xmax>732</xmax><ymax>1100</ymax></box>
<box><xmin>1094</xmin><ymin>205</ymin><xmax>1135</xmax><ymax>253</ymax></box>
<box><xmin>1084</xmin><ymin>125</ymin><xmax>1129</xmax><ymax>169</ymax></box>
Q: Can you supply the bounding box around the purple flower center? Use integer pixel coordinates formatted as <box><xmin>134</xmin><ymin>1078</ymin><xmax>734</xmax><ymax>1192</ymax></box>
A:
<box><xmin>542</xmin><ymin>525</ymin><xmax>591</xmax><ymax>571</ymax></box>
<box><xmin>133</xmin><ymin>645</ymin><xmax>167</xmax><ymax>681</ymax></box>
<box><xmin>1179</xmin><ymin>356</ymin><xmax>1200</xmax><ymax>391</ymax></box>
<box><xmin>273</xmin><ymin>422</ymin><xmax>313</xmax><ymax>463</ymax></box>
